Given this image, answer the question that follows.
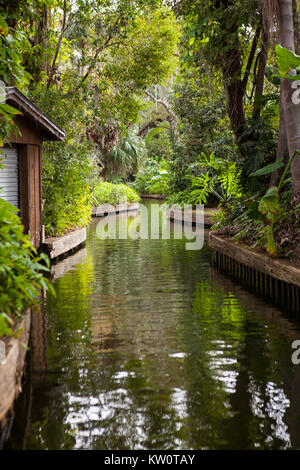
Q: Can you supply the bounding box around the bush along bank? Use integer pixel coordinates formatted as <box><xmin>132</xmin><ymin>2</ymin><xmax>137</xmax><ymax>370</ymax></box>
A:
<box><xmin>0</xmin><ymin>198</ymin><xmax>53</xmax><ymax>338</ymax></box>
<box><xmin>211</xmin><ymin>151</ymin><xmax>300</xmax><ymax>262</ymax></box>
<box><xmin>93</xmin><ymin>182</ymin><xmax>140</xmax><ymax>206</ymax></box>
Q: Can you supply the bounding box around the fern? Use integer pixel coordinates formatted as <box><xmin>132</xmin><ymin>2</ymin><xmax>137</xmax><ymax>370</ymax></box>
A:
<box><xmin>185</xmin><ymin>153</ymin><xmax>242</xmax><ymax>205</ymax></box>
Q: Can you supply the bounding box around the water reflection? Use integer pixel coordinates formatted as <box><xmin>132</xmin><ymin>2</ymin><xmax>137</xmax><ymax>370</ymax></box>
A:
<box><xmin>6</xmin><ymin>202</ymin><xmax>300</xmax><ymax>450</ymax></box>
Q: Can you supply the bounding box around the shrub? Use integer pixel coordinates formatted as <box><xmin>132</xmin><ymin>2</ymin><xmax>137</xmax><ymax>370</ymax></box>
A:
<box><xmin>167</xmin><ymin>152</ymin><xmax>242</xmax><ymax>208</ymax></box>
<box><xmin>213</xmin><ymin>152</ymin><xmax>300</xmax><ymax>258</ymax></box>
<box><xmin>145</xmin><ymin>179</ymin><xmax>170</xmax><ymax>195</ymax></box>
<box><xmin>132</xmin><ymin>158</ymin><xmax>171</xmax><ymax>195</ymax></box>
<box><xmin>166</xmin><ymin>188</ymin><xmax>197</xmax><ymax>206</ymax></box>
<box><xmin>42</xmin><ymin>142</ymin><xmax>97</xmax><ymax>237</ymax></box>
<box><xmin>0</xmin><ymin>198</ymin><xmax>52</xmax><ymax>337</ymax></box>
<box><xmin>93</xmin><ymin>182</ymin><xmax>140</xmax><ymax>205</ymax></box>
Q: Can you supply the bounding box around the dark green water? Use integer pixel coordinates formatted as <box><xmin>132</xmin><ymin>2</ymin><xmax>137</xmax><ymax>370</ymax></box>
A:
<box><xmin>6</xmin><ymin>202</ymin><xmax>300</xmax><ymax>450</ymax></box>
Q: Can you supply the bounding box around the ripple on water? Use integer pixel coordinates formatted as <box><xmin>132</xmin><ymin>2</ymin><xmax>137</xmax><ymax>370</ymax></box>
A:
<box><xmin>5</xmin><ymin>205</ymin><xmax>300</xmax><ymax>450</ymax></box>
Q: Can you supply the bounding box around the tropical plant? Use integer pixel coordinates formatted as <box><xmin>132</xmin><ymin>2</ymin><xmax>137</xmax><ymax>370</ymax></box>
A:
<box><xmin>245</xmin><ymin>150</ymin><xmax>300</xmax><ymax>255</ymax></box>
<box><xmin>182</xmin><ymin>152</ymin><xmax>242</xmax><ymax>206</ymax></box>
<box><xmin>0</xmin><ymin>14</ymin><xmax>31</xmax><ymax>144</ymax></box>
<box><xmin>0</xmin><ymin>197</ymin><xmax>53</xmax><ymax>337</ymax></box>
<box><xmin>42</xmin><ymin>142</ymin><xmax>97</xmax><ymax>237</ymax></box>
<box><xmin>132</xmin><ymin>158</ymin><xmax>171</xmax><ymax>195</ymax></box>
<box><xmin>276</xmin><ymin>45</ymin><xmax>300</xmax><ymax>77</ymax></box>
<box><xmin>93</xmin><ymin>182</ymin><xmax>140</xmax><ymax>206</ymax></box>
<box><xmin>172</xmin><ymin>75</ymin><xmax>237</xmax><ymax>160</ymax></box>
<box><xmin>107</xmin><ymin>127</ymin><xmax>147</xmax><ymax>180</ymax></box>
<box><xmin>215</xmin><ymin>150</ymin><xmax>300</xmax><ymax>257</ymax></box>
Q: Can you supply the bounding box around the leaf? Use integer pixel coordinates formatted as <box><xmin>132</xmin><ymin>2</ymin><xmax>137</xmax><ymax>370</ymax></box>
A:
<box><xmin>250</xmin><ymin>158</ymin><xmax>284</xmax><ymax>177</ymax></box>
<box><xmin>145</xmin><ymin>127</ymin><xmax>166</xmax><ymax>145</ymax></box>
<box><xmin>275</xmin><ymin>45</ymin><xmax>300</xmax><ymax>77</ymax></box>
<box><xmin>258</xmin><ymin>186</ymin><xmax>279</xmax><ymax>215</ymax></box>
<box><xmin>264</xmin><ymin>225</ymin><xmax>277</xmax><ymax>256</ymax></box>
<box><xmin>0</xmin><ymin>16</ymin><xmax>8</xmax><ymax>36</ymax></box>
<box><xmin>265</xmin><ymin>66</ymin><xmax>281</xmax><ymax>86</ymax></box>
<box><xmin>0</xmin><ymin>103</ymin><xmax>22</xmax><ymax>115</ymax></box>
<box><xmin>246</xmin><ymin>200</ymin><xmax>263</xmax><ymax>221</ymax></box>
<box><xmin>0</xmin><ymin>315</ymin><xmax>13</xmax><ymax>337</ymax></box>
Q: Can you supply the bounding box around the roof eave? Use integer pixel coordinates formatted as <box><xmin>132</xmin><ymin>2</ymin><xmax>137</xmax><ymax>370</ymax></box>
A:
<box><xmin>5</xmin><ymin>87</ymin><xmax>65</xmax><ymax>142</ymax></box>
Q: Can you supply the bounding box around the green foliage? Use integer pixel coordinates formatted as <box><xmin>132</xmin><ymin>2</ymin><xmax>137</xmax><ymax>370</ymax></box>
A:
<box><xmin>23</xmin><ymin>2</ymin><xmax>179</xmax><ymax>233</ymax></box>
<box><xmin>232</xmin><ymin>187</ymin><xmax>290</xmax><ymax>257</ymax></box>
<box><xmin>258</xmin><ymin>186</ymin><xmax>279</xmax><ymax>216</ymax></box>
<box><xmin>256</xmin><ymin>186</ymin><xmax>279</xmax><ymax>256</ymax></box>
<box><xmin>0</xmin><ymin>14</ymin><xmax>31</xmax><ymax>90</ymax></box>
<box><xmin>167</xmin><ymin>152</ymin><xmax>242</xmax><ymax>207</ymax></box>
<box><xmin>93</xmin><ymin>182</ymin><xmax>140</xmax><ymax>206</ymax></box>
<box><xmin>164</xmin><ymin>70</ymin><xmax>239</xmax><ymax>203</ymax></box>
<box><xmin>0</xmin><ymin>197</ymin><xmax>53</xmax><ymax>337</ymax></box>
<box><xmin>107</xmin><ymin>127</ymin><xmax>147</xmax><ymax>179</ymax></box>
<box><xmin>276</xmin><ymin>45</ymin><xmax>300</xmax><ymax>78</ymax></box>
<box><xmin>176</xmin><ymin>0</ymin><xmax>283</xmax><ymax>201</ymax></box>
<box><xmin>42</xmin><ymin>142</ymin><xmax>97</xmax><ymax>237</ymax></box>
<box><xmin>179</xmin><ymin>0</ymin><xmax>259</xmax><ymax>69</ymax></box>
<box><xmin>0</xmin><ymin>0</ymin><xmax>180</xmax><ymax>234</ymax></box>
<box><xmin>146</xmin><ymin>129</ymin><xmax>173</xmax><ymax>161</ymax></box>
<box><xmin>250</xmin><ymin>158</ymin><xmax>284</xmax><ymax>177</ymax></box>
<box><xmin>172</xmin><ymin>74</ymin><xmax>237</xmax><ymax>161</ymax></box>
<box><xmin>76</xmin><ymin>3</ymin><xmax>179</xmax><ymax>177</ymax></box>
<box><xmin>145</xmin><ymin>127</ymin><xmax>167</xmax><ymax>146</ymax></box>
<box><xmin>237</xmin><ymin>112</ymin><xmax>279</xmax><ymax>190</ymax></box>
<box><xmin>215</xmin><ymin>151</ymin><xmax>300</xmax><ymax>257</ymax></box>
<box><xmin>105</xmin><ymin>7</ymin><xmax>179</xmax><ymax>91</ymax></box>
<box><xmin>0</xmin><ymin>14</ymin><xmax>31</xmax><ymax>144</ymax></box>
<box><xmin>145</xmin><ymin>179</ymin><xmax>170</xmax><ymax>195</ymax></box>
<box><xmin>132</xmin><ymin>158</ymin><xmax>171</xmax><ymax>195</ymax></box>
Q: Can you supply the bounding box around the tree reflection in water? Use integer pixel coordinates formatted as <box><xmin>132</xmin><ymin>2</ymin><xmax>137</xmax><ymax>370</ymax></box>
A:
<box><xmin>6</xmin><ymin>202</ymin><xmax>300</xmax><ymax>450</ymax></box>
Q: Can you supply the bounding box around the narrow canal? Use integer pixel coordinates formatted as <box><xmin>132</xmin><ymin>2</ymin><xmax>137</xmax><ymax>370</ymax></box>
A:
<box><xmin>6</xmin><ymin>201</ymin><xmax>300</xmax><ymax>450</ymax></box>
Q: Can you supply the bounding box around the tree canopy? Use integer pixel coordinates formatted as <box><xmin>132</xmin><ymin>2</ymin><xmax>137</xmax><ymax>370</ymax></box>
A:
<box><xmin>0</xmin><ymin>0</ymin><xmax>299</xmax><ymax>257</ymax></box>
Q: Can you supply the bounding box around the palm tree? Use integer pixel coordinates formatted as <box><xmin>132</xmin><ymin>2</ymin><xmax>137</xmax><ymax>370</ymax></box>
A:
<box><xmin>108</xmin><ymin>126</ymin><xmax>147</xmax><ymax>179</ymax></box>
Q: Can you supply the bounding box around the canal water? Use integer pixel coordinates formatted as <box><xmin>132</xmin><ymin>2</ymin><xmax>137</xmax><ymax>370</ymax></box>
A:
<box><xmin>6</xmin><ymin>201</ymin><xmax>300</xmax><ymax>450</ymax></box>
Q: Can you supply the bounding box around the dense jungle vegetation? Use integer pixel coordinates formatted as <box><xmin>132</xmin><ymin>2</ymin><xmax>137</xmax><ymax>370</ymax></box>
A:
<box><xmin>0</xmin><ymin>0</ymin><xmax>300</xmax><ymax>334</ymax></box>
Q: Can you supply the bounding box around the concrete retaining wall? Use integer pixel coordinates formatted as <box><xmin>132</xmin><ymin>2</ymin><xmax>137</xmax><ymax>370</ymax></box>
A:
<box><xmin>43</xmin><ymin>227</ymin><xmax>87</xmax><ymax>260</ymax></box>
<box><xmin>92</xmin><ymin>203</ymin><xmax>139</xmax><ymax>217</ymax></box>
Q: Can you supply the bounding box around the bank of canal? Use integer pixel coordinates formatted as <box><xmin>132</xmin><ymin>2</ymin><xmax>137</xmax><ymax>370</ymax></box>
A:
<box><xmin>5</xmin><ymin>201</ymin><xmax>300</xmax><ymax>450</ymax></box>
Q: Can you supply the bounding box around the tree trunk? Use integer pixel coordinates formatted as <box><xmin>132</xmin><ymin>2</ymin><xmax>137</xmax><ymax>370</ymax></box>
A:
<box><xmin>144</xmin><ymin>90</ymin><xmax>177</xmax><ymax>145</ymax></box>
<box><xmin>138</xmin><ymin>119</ymin><xmax>163</xmax><ymax>138</ymax></box>
<box><xmin>31</xmin><ymin>5</ymin><xmax>50</xmax><ymax>82</ymax></box>
<box><xmin>293</xmin><ymin>0</ymin><xmax>300</xmax><ymax>54</ymax></box>
<box><xmin>271</xmin><ymin>0</ymin><xmax>290</xmax><ymax>187</ymax></box>
<box><xmin>222</xmin><ymin>26</ymin><xmax>261</xmax><ymax>146</ymax></box>
<box><xmin>278</xmin><ymin>0</ymin><xmax>300</xmax><ymax>201</ymax></box>
<box><xmin>270</xmin><ymin>87</ymin><xmax>290</xmax><ymax>186</ymax></box>
<box><xmin>101</xmin><ymin>158</ymin><xmax>108</xmax><ymax>181</ymax></box>
<box><xmin>253</xmin><ymin>27</ymin><xmax>269</xmax><ymax>118</ymax></box>
<box><xmin>222</xmin><ymin>47</ymin><xmax>245</xmax><ymax>138</ymax></box>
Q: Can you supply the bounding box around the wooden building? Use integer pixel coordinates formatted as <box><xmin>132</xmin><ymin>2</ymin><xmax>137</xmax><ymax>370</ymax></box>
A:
<box><xmin>0</xmin><ymin>87</ymin><xmax>65</xmax><ymax>248</ymax></box>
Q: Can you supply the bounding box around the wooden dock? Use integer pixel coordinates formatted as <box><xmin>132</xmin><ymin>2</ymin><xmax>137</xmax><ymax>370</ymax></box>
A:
<box><xmin>209</xmin><ymin>232</ymin><xmax>300</xmax><ymax>312</ymax></box>
<box><xmin>0</xmin><ymin>311</ymin><xmax>31</xmax><ymax>427</ymax></box>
